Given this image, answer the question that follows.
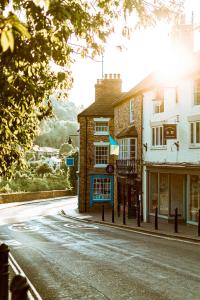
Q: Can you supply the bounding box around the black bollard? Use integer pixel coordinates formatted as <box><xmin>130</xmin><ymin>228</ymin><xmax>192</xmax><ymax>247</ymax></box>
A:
<box><xmin>155</xmin><ymin>207</ymin><xmax>158</xmax><ymax>230</ymax></box>
<box><xmin>174</xmin><ymin>208</ymin><xmax>178</xmax><ymax>233</ymax></box>
<box><xmin>123</xmin><ymin>199</ymin><xmax>126</xmax><ymax>225</ymax></box>
<box><xmin>112</xmin><ymin>206</ymin><xmax>115</xmax><ymax>223</ymax></box>
<box><xmin>102</xmin><ymin>204</ymin><xmax>105</xmax><ymax>221</ymax></box>
<box><xmin>0</xmin><ymin>243</ymin><xmax>9</xmax><ymax>300</ymax></box>
<box><xmin>137</xmin><ymin>200</ymin><xmax>141</xmax><ymax>227</ymax></box>
<box><xmin>198</xmin><ymin>209</ymin><xmax>200</xmax><ymax>237</ymax></box>
<box><xmin>10</xmin><ymin>275</ymin><xmax>29</xmax><ymax>300</ymax></box>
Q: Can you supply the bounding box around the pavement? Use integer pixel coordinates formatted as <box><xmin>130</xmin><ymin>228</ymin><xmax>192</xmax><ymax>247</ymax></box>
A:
<box><xmin>62</xmin><ymin>202</ymin><xmax>200</xmax><ymax>244</ymax></box>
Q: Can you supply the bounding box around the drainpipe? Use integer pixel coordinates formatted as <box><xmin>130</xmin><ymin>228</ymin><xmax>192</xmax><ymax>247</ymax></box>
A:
<box><xmin>84</xmin><ymin>117</ymin><xmax>88</xmax><ymax>212</ymax></box>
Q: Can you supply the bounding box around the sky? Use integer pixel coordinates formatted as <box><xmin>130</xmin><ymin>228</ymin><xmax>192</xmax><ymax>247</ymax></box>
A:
<box><xmin>68</xmin><ymin>0</ymin><xmax>200</xmax><ymax>108</ymax></box>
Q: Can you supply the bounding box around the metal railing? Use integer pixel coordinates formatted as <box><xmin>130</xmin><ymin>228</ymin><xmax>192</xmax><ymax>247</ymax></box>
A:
<box><xmin>116</xmin><ymin>159</ymin><xmax>140</xmax><ymax>175</ymax></box>
<box><xmin>0</xmin><ymin>244</ymin><xmax>42</xmax><ymax>300</ymax></box>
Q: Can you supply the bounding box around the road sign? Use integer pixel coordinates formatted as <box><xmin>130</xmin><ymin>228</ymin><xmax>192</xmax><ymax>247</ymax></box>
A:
<box><xmin>65</xmin><ymin>158</ymin><xmax>74</xmax><ymax>167</ymax></box>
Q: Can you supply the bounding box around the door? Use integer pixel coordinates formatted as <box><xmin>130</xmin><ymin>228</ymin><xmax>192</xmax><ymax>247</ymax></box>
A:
<box><xmin>170</xmin><ymin>174</ymin><xmax>185</xmax><ymax>218</ymax></box>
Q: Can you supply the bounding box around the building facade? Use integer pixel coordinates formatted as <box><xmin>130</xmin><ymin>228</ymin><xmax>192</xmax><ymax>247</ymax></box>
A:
<box><xmin>142</xmin><ymin>71</ymin><xmax>200</xmax><ymax>225</ymax></box>
<box><xmin>78</xmin><ymin>74</ymin><xmax>122</xmax><ymax>212</ymax></box>
<box><xmin>113</xmin><ymin>91</ymin><xmax>143</xmax><ymax>218</ymax></box>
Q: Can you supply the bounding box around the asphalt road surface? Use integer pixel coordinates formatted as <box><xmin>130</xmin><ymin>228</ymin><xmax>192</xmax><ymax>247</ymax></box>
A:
<box><xmin>0</xmin><ymin>198</ymin><xmax>200</xmax><ymax>300</ymax></box>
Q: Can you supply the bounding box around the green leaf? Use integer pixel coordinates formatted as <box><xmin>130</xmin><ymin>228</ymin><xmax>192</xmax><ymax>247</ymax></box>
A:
<box><xmin>14</xmin><ymin>22</ymin><xmax>31</xmax><ymax>39</ymax></box>
<box><xmin>6</xmin><ymin>29</ymin><xmax>14</xmax><ymax>52</ymax></box>
<box><xmin>1</xmin><ymin>30</ymin><xmax>9</xmax><ymax>52</ymax></box>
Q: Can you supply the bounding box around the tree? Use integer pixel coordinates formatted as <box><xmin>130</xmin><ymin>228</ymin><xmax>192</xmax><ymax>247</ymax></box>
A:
<box><xmin>35</xmin><ymin>163</ymin><xmax>52</xmax><ymax>177</ymax></box>
<box><xmin>0</xmin><ymin>0</ymin><xmax>182</xmax><ymax>177</ymax></box>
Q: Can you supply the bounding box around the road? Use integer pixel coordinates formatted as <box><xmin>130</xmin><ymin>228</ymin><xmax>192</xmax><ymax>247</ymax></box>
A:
<box><xmin>0</xmin><ymin>197</ymin><xmax>200</xmax><ymax>300</ymax></box>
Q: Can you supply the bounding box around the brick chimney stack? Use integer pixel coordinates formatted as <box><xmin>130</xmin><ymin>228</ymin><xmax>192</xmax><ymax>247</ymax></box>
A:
<box><xmin>95</xmin><ymin>73</ymin><xmax>122</xmax><ymax>102</ymax></box>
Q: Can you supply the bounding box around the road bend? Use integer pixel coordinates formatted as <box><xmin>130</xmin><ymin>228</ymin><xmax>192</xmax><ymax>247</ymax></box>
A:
<box><xmin>0</xmin><ymin>198</ymin><xmax>199</xmax><ymax>300</ymax></box>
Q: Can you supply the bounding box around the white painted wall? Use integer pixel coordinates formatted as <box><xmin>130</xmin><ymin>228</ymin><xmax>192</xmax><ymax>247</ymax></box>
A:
<box><xmin>142</xmin><ymin>78</ymin><xmax>200</xmax><ymax>221</ymax></box>
<box><xmin>143</xmin><ymin>79</ymin><xmax>200</xmax><ymax>164</ymax></box>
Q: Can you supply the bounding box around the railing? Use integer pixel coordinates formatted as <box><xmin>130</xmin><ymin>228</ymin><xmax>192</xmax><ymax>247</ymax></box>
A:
<box><xmin>116</xmin><ymin>159</ymin><xmax>140</xmax><ymax>175</ymax></box>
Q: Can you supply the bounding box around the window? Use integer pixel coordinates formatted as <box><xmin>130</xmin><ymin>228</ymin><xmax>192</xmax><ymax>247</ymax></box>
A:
<box><xmin>130</xmin><ymin>99</ymin><xmax>134</xmax><ymax>123</ymax></box>
<box><xmin>94</xmin><ymin>118</ymin><xmax>109</xmax><ymax>135</ymax></box>
<box><xmin>153</xmin><ymin>88</ymin><xmax>164</xmax><ymax>113</ymax></box>
<box><xmin>189</xmin><ymin>175</ymin><xmax>200</xmax><ymax>223</ymax></box>
<box><xmin>190</xmin><ymin>121</ymin><xmax>200</xmax><ymax>145</ymax></box>
<box><xmin>95</xmin><ymin>144</ymin><xmax>109</xmax><ymax>166</ymax></box>
<box><xmin>118</xmin><ymin>138</ymin><xmax>137</xmax><ymax>160</ymax></box>
<box><xmin>152</xmin><ymin>126</ymin><xmax>166</xmax><ymax>147</ymax></box>
<box><xmin>194</xmin><ymin>80</ymin><xmax>200</xmax><ymax>105</ymax></box>
<box><xmin>93</xmin><ymin>177</ymin><xmax>112</xmax><ymax>200</ymax></box>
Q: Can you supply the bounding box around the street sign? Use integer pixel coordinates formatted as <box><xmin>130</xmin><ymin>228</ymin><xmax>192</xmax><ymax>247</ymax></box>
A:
<box><xmin>66</xmin><ymin>158</ymin><xmax>74</xmax><ymax>167</ymax></box>
<box><xmin>106</xmin><ymin>164</ymin><xmax>114</xmax><ymax>174</ymax></box>
<box><xmin>163</xmin><ymin>124</ymin><xmax>177</xmax><ymax>139</ymax></box>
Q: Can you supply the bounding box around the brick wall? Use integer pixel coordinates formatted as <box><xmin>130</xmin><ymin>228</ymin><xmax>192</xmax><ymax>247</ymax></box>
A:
<box><xmin>79</xmin><ymin>116</ymin><xmax>115</xmax><ymax>212</ymax></box>
<box><xmin>113</xmin><ymin>95</ymin><xmax>143</xmax><ymax>206</ymax></box>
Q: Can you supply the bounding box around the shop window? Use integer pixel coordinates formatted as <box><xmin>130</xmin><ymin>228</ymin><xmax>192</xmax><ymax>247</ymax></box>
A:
<box><xmin>194</xmin><ymin>80</ymin><xmax>200</xmax><ymax>105</ymax></box>
<box><xmin>189</xmin><ymin>175</ymin><xmax>200</xmax><ymax>223</ymax></box>
<box><xmin>190</xmin><ymin>121</ymin><xmax>200</xmax><ymax>145</ymax></box>
<box><xmin>93</xmin><ymin>177</ymin><xmax>112</xmax><ymax>201</ymax></box>
<box><xmin>149</xmin><ymin>172</ymin><xmax>158</xmax><ymax>213</ymax></box>
<box><xmin>170</xmin><ymin>174</ymin><xmax>184</xmax><ymax>216</ymax></box>
<box><xmin>159</xmin><ymin>173</ymin><xmax>169</xmax><ymax>215</ymax></box>
<box><xmin>152</xmin><ymin>126</ymin><xmax>166</xmax><ymax>147</ymax></box>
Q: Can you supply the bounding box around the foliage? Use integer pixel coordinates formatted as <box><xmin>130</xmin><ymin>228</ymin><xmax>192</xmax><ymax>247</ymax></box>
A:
<box><xmin>35</xmin><ymin>163</ymin><xmax>52</xmax><ymax>177</ymax></box>
<box><xmin>0</xmin><ymin>0</ymin><xmax>182</xmax><ymax>177</ymax></box>
<box><xmin>34</xmin><ymin>98</ymin><xmax>81</xmax><ymax>148</ymax></box>
<box><xmin>67</xmin><ymin>150</ymin><xmax>78</xmax><ymax>193</ymax></box>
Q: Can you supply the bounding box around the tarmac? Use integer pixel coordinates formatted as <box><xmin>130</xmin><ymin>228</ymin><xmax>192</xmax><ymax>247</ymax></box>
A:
<box><xmin>62</xmin><ymin>203</ymin><xmax>200</xmax><ymax>244</ymax></box>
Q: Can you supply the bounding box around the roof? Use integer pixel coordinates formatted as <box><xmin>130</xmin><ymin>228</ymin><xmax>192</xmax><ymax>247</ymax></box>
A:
<box><xmin>116</xmin><ymin>125</ymin><xmax>138</xmax><ymax>139</ymax></box>
<box><xmin>78</xmin><ymin>93</ymin><xmax>125</xmax><ymax>118</ymax></box>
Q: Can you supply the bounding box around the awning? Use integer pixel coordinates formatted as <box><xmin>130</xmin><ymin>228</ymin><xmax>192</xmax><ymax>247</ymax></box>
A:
<box><xmin>116</xmin><ymin>126</ymin><xmax>138</xmax><ymax>139</ymax></box>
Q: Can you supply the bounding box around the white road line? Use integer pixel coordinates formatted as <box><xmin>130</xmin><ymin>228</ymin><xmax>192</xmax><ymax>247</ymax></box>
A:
<box><xmin>9</xmin><ymin>253</ymin><xmax>43</xmax><ymax>300</ymax></box>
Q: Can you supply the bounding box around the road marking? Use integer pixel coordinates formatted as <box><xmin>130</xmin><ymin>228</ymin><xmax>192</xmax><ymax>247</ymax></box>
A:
<box><xmin>9</xmin><ymin>253</ymin><xmax>42</xmax><ymax>300</ymax></box>
<box><xmin>9</xmin><ymin>223</ymin><xmax>39</xmax><ymax>232</ymax></box>
<box><xmin>64</xmin><ymin>223</ymin><xmax>99</xmax><ymax>230</ymax></box>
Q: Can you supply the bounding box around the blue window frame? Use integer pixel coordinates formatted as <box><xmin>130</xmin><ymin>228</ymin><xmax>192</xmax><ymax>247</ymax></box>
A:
<box><xmin>90</xmin><ymin>175</ymin><xmax>114</xmax><ymax>207</ymax></box>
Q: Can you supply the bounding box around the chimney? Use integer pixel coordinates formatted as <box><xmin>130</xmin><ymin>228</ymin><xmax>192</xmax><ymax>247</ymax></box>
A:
<box><xmin>170</xmin><ymin>15</ymin><xmax>193</xmax><ymax>55</ymax></box>
<box><xmin>95</xmin><ymin>73</ymin><xmax>122</xmax><ymax>101</ymax></box>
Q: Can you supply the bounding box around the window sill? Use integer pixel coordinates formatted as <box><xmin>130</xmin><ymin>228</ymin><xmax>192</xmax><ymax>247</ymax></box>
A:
<box><xmin>150</xmin><ymin>146</ymin><xmax>167</xmax><ymax>150</ymax></box>
<box><xmin>94</xmin><ymin>132</ymin><xmax>109</xmax><ymax>136</ymax></box>
<box><xmin>94</xmin><ymin>164</ymin><xmax>108</xmax><ymax>168</ymax></box>
<box><xmin>189</xmin><ymin>144</ymin><xmax>200</xmax><ymax>149</ymax></box>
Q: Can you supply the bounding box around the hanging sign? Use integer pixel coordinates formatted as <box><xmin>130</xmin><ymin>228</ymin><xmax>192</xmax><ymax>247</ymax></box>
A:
<box><xmin>163</xmin><ymin>124</ymin><xmax>177</xmax><ymax>139</ymax></box>
<box><xmin>65</xmin><ymin>158</ymin><xmax>74</xmax><ymax>167</ymax></box>
<box><xmin>106</xmin><ymin>164</ymin><xmax>114</xmax><ymax>174</ymax></box>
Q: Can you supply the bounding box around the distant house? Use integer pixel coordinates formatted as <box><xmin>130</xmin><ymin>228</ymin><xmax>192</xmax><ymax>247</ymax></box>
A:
<box><xmin>31</xmin><ymin>145</ymin><xmax>59</xmax><ymax>160</ymax></box>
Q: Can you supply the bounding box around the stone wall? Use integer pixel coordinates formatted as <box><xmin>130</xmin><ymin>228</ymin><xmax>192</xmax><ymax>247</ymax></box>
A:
<box><xmin>0</xmin><ymin>190</ymin><xmax>74</xmax><ymax>204</ymax></box>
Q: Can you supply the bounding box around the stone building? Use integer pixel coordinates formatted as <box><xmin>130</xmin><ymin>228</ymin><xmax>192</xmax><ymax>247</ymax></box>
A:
<box><xmin>78</xmin><ymin>74</ymin><xmax>123</xmax><ymax>212</ymax></box>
